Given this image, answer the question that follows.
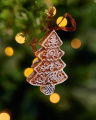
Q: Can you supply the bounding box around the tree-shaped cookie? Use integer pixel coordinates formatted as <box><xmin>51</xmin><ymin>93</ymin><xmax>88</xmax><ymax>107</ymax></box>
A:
<box><xmin>27</xmin><ymin>30</ymin><xmax>68</xmax><ymax>95</ymax></box>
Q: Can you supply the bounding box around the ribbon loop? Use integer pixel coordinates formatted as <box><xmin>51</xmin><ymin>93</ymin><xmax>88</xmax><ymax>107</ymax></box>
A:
<box><xmin>48</xmin><ymin>13</ymin><xmax>76</xmax><ymax>32</ymax></box>
<box><xmin>30</xmin><ymin>13</ymin><xmax>76</xmax><ymax>53</ymax></box>
<box><xmin>61</xmin><ymin>13</ymin><xmax>76</xmax><ymax>32</ymax></box>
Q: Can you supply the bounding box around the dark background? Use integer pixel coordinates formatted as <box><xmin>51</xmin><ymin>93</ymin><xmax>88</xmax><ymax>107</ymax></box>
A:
<box><xmin>0</xmin><ymin>0</ymin><xmax>96</xmax><ymax>120</ymax></box>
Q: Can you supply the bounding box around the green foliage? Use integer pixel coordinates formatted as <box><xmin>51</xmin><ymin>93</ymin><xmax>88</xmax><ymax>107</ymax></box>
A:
<box><xmin>0</xmin><ymin>0</ymin><xmax>96</xmax><ymax>120</ymax></box>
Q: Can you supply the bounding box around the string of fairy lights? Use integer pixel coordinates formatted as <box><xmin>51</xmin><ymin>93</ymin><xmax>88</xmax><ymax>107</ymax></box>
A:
<box><xmin>2</xmin><ymin>7</ymin><xmax>82</xmax><ymax>119</ymax></box>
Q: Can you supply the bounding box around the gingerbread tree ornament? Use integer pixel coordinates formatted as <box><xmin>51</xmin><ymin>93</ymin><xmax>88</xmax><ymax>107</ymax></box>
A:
<box><xmin>27</xmin><ymin>30</ymin><xmax>68</xmax><ymax>95</ymax></box>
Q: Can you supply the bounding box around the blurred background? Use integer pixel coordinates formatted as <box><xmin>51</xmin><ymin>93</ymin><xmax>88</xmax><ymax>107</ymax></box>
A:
<box><xmin>0</xmin><ymin>0</ymin><xmax>96</xmax><ymax>120</ymax></box>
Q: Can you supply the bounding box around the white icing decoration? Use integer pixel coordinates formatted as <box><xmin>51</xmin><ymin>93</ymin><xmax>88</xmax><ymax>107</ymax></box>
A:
<box><xmin>42</xmin><ymin>30</ymin><xmax>63</xmax><ymax>48</ymax></box>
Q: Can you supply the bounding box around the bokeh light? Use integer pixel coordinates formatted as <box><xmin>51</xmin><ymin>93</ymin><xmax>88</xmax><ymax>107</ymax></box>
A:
<box><xmin>56</xmin><ymin>16</ymin><xmax>67</xmax><ymax>27</ymax></box>
<box><xmin>32</xmin><ymin>57</ymin><xmax>39</xmax><ymax>64</ymax></box>
<box><xmin>71</xmin><ymin>38</ymin><xmax>81</xmax><ymax>49</ymax></box>
<box><xmin>46</xmin><ymin>6</ymin><xmax>56</xmax><ymax>16</ymax></box>
<box><xmin>94</xmin><ymin>0</ymin><xmax>96</xmax><ymax>3</ymax></box>
<box><xmin>24</xmin><ymin>68</ymin><xmax>33</xmax><ymax>77</ymax></box>
<box><xmin>15</xmin><ymin>32</ymin><xmax>25</xmax><ymax>44</ymax></box>
<box><xmin>49</xmin><ymin>93</ymin><xmax>60</xmax><ymax>103</ymax></box>
<box><xmin>52</xmin><ymin>6</ymin><xmax>56</xmax><ymax>16</ymax></box>
<box><xmin>4</xmin><ymin>47</ymin><xmax>14</xmax><ymax>56</ymax></box>
<box><xmin>0</xmin><ymin>112</ymin><xmax>10</xmax><ymax>120</ymax></box>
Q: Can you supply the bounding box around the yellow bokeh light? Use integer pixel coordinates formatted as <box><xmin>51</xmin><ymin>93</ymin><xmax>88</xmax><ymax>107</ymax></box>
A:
<box><xmin>94</xmin><ymin>0</ymin><xmax>96</xmax><ymax>3</ymax></box>
<box><xmin>45</xmin><ymin>6</ymin><xmax>56</xmax><ymax>17</ymax></box>
<box><xmin>15</xmin><ymin>32</ymin><xmax>25</xmax><ymax>44</ymax></box>
<box><xmin>32</xmin><ymin>57</ymin><xmax>39</xmax><ymax>64</ymax></box>
<box><xmin>56</xmin><ymin>16</ymin><xmax>67</xmax><ymax>27</ymax></box>
<box><xmin>52</xmin><ymin>6</ymin><xmax>56</xmax><ymax>16</ymax></box>
<box><xmin>49</xmin><ymin>93</ymin><xmax>60</xmax><ymax>103</ymax></box>
<box><xmin>0</xmin><ymin>112</ymin><xmax>10</xmax><ymax>120</ymax></box>
<box><xmin>5</xmin><ymin>47</ymin><xmax>14</xmax><ymax>56</ymax></box>
<box><xmin>71</xmin><ymin>38</ymin><xmax>81</xmax><ymax>49</ymax></box>
<box><xmin>24</xmin><ymin>68</ymin><xmax>34</xmax><ymax>77</ymax></box>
